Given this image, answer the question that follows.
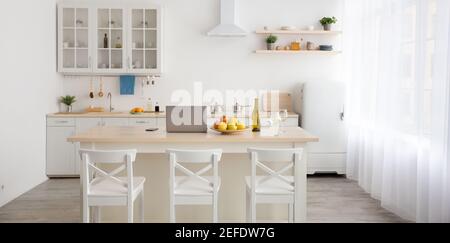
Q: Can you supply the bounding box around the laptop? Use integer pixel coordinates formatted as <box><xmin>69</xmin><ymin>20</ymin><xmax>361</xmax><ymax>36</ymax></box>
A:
<box><xmin>166</xmin><ymin>106</ymin><xmax>208</xmax><ymax>133</ymax></box>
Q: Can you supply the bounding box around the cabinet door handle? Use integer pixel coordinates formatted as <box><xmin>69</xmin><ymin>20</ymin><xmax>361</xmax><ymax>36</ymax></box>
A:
<box><xmin>136</xmin><ymin>121</ymin><xmax>147</xmax><ymax>124</ymax></box>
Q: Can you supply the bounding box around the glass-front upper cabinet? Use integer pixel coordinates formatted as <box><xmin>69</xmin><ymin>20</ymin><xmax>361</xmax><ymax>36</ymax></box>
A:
<box><xmin>94</xmin><ymin>8</ymin><xmax>126</xmax><ymax>73</ymax></box>
<box><xmin>58</xmin><ymin>2</ymin><xmax>162</xmax><ymax>75</ymax></box>
<box><xmin>58</xmin><ymin>6</ymin><xmax>91</xmax><ymax>73</ymax></box>
<box><xmin>128</xmin><ymin>7</ymin><xmax>161</xmax><ymax>74</ymax></box>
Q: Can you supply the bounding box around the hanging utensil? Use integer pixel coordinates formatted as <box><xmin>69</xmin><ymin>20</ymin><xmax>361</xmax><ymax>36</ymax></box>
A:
<box><xmin>89</xmin><ymin>77</ymin><xmax>94</xmax><ymax>99</ymax></box>
<box><xmin>98</xmin><ymin>76</ymin><xmax>104</xmax><ymax>98</ymax></box>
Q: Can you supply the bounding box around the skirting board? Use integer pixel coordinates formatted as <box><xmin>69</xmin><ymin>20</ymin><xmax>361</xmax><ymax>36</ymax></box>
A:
<box><xmin>307</xmin><ymin>153</ymin><xmax>346</xmax><ymax>175</ymax></box>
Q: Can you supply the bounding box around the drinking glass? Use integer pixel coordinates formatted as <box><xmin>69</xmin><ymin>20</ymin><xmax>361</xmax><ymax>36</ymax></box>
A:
<box><xmin>279</xmin><ymin>109</ymin><xmax>288</xmax><ymax>134</ymax></box>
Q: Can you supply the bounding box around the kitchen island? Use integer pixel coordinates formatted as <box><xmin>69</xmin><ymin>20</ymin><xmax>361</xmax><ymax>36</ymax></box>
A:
<box><xmin>68</xmin><ymin>126</ymin><xmax>318</xmax><ymax>223</ymax></box>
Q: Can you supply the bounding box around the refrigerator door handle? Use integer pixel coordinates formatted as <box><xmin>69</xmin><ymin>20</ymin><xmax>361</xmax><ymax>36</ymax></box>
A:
<box><xmin>339</xmin><ymin>106</ymin><xmax>345</xmax><ymax>121</ymax></box>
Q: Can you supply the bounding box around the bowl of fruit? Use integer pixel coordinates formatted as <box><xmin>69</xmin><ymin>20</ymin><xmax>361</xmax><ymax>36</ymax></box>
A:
<box><xmin>130</xmin><ymin>107</ymin><xmax>145</xmax><ymax>115</ymax></box>
<box><xmin>211</xmin><ymin>115</ymin><xmax>249</xmax><ymax>134</ymax></box>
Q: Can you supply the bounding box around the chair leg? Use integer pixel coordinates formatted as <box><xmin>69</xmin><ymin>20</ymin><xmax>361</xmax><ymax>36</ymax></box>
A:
<box><xmin>213</xmin><ymin>194</ymin><xmax>218</xmax><ymax>223</ymax></box>
<box><xmin>169</xmin><ymin>199</ymin><xmax>175</xmax><ymax>223</ymax></box>
<box><xmin>140</xmin><ymin>190</ymin><xmax>145</xmax><ymax>223</ymax></box>
<box><xmin>288</xmin><ymin>203</ymin><xmax>294</xmax><ymax>223</ymax></box>
<box><xmin>83</xmin><ymin>202</ymin><xmax>89</xmax><ymax>223</ymax></box>
<box><xmin>246</xmin><ymin>190</ymin><xmax>251</xmax><ymax>223</ymax></box>
<box><xmin>251</xmin><ymin>195</ymin><xmax>256</xmax><ymax>223</ymax></box>
<box><xmin>95</xmin><ymin>207</ymin><xmax>101</xmax><ymax>223</ymax></box>
<box><xmin>128</xmin><ymin>201</ymin><xmax>134</xmax><ymax>223</ymax></box>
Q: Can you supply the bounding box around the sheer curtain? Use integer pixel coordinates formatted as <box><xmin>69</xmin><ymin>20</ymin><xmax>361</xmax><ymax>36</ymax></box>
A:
<box><xmin>344</xmin><ymin>0</ymin><xmax>450</xmax><ymax>222</ymax></box>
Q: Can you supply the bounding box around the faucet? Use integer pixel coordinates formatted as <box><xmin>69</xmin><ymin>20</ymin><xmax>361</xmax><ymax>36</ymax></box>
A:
<box><xmin>107</xmin><ymin>92</ymin><xmax>114</xmax><ymax>112</ymax></box>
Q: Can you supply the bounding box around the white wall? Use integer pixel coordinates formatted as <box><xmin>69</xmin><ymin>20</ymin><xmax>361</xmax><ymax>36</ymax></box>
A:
<box><xmin>0</xmin><ymin>0</ymin><xmax>61</xmax><ymax>206</ymax></box>
<box><xmin>63</xmin><ymin>0</ymin><xmax>343</xmax><ymax>112</ymax></box>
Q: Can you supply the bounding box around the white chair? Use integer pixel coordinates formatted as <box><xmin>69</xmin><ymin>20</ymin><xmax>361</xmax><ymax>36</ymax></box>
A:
<box><xmin>79</xmin><ymin>149</ymin><xmax>145</xmax><ymax>223</ymax></box>
<box><xmin>167</xmin><ymin>149</ymin><xmax>222</xmax><ymax>223</ymax></box>
<box><xmin>246</xmin><ymin>148</ymin><xmax>304</xmax><ymax>223</ymax></box>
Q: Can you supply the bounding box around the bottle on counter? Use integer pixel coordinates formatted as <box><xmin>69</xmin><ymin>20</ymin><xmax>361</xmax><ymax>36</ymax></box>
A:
<box><xmin>252</xmin><ymin>98</ymin><xmax>261</xmax><ymax>132</ymax></box>
<box><xmin>155</xmin><ymin>102</ymin><xmax>160</xmax><ymax>113</ymax></box>
<box><xmin>146</xmin><ymin>98</ymin><xmax>154</xmax><ymax>112</ymax></box>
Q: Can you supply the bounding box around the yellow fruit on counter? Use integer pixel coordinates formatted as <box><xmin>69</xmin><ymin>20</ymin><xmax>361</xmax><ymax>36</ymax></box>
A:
<box><xmin>218</xmin><ymin>122</ymin><xmax>228</xmax><ymax>131</ymax></box>
<box><xmin>214</xmin><ymin>121</ymin><xmax>221</xmax><ymax>129</ymax></box>
<box><xmin>227</xmin><ymin>124</ymin><xmax>237</xmax><ymax>131</ymax></box>
<box><xmin>131</xmin><ymin>107</ymin><xmax>144</xmax><ymax>113</ymax></box>
<box><xmin>237</xmin><ymin>123</ymin><xmax>246</xmax><ymax>130</ymax></box>
<box><xmin>231</xmin><ymin>117</ymin><xmax>238</xmax><ymax>125</ymax></box>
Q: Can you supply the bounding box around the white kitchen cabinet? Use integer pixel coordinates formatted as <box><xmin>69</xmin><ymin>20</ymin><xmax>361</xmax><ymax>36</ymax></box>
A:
<box><xmin>58</xmin><ymin>4</ymin><xmax>92</xmax><ymax>73</ymax></box>
<box><xmin>128</xmin><ymin>6</ymin><xmax>162</xmax><ymax>73</ymax></box>
<box><xmin>94</xmin><ymin>6</ymin><xmax>127</xmax><ymax>73</ymax></box>
<box><xmin>128</xmin><ymin>118</ymin><xmax>157</xmax><ymax>127</ymax></box>
<box><xmin>76</xmin><ymin>118</ymin><xmax>102</xmax><ymax>133</ymax></box>
<box><xmin>46</xmin><ymin>118</ymin><xmax>77</xmax><ymax>177</ymax></box>
<box><xmin>103</xmin><ymin>118</ymin><xmax>129</xmax><ymax>126</ymax></box>
<box><xmin>157</xmin><ymin>117</ymin><xmax>166</xmax><ymax>129</ymax></box>
<box><xmin>57</xmin><ymin>0</ymin><xmax>162</xmax><ymax>75</ymax></box>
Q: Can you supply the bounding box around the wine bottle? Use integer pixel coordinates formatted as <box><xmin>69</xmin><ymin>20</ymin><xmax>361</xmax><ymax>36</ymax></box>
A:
<box><xmin>104</xmin><ymin>33</ymin><xmax>108</xmax><ymax>48</ymax></box>
<box><xmin>252</xmin><ymin>98</ymin><xmax>261</xmax><ymax>132</ymax></box>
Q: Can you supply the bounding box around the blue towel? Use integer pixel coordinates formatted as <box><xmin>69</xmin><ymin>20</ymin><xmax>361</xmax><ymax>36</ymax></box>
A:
<box><xmin>120</xmin><ymin>75</ymin><xmax>135</xmax><ymax>95</ymax></box>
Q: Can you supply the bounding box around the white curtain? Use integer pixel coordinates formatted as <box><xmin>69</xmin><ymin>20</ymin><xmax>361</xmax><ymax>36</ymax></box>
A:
<box><xmin>344</xmin><ymin>0</ymin><xmax>450</xmax><ymax>222</ymax></box>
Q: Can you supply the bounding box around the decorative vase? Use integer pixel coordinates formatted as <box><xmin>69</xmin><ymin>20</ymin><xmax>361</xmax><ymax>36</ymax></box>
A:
<box><xmin>66</xmin><ymin>105</ymin><xmax>73</xmax><ymax>113</ymax></box>
<box><xmin>267</xmin><ymin>43</ymin><xmax>275</xmax><ymax>50</ymax></box>
<box><xmin>323</xmin><ymin>24</ymin><xmax>331</xmax><ymax>31</ymax></box>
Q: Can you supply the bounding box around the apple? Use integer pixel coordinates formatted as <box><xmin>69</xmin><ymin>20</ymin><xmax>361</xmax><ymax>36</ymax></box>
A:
<box><xmin>214</xmin><ymin>121</ymin><xmax>221</xmax><ymax>129</ymax></box>
<box><xmin>237</xmin><ymin>123</ymin><xmax>246</xmax><ymax>130</ymax></box>
<box><xmin>227</xmin><ymin>124</ymin><xmax>237</xmax><ymax>131</ymax></box>
<box><xmin>218</xmin><ymin>122</ymin><xmax>228</xmax><ymax>131</ymax></box>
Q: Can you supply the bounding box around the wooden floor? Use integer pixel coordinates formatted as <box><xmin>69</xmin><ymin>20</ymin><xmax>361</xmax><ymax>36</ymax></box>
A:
<box><xmin>0</xmin><ymin>175</ymin><xmax>408</xmax><ymax>223</ymax></box>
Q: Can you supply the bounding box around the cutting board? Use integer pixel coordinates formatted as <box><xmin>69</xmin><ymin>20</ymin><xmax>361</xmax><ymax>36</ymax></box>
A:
<box><xmin>262</xmin><ymin>92</ymin><xmax>293</xmax><ymax>112</ymax></box>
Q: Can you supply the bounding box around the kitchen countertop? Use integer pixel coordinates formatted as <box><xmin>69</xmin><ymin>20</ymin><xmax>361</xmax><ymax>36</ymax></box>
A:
<box><xmin>68</xmin><ymin>126</ymin><xmax>318</xmax><ymax>143</ymax></box>
<box><xmin>48</xmin><ymin>111</ymin><xmax>299</xmax><ymax>119</ymax></box>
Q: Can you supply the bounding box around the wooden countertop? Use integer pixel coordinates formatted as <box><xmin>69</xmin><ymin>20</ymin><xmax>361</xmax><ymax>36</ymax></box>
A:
<box><xmin>68</xmin><ymin>126</ymin><xmax>319</xmax><ymax>144</ymax></box>
<box><xmin>47</xmin><ymin>112</ymin><xmax>167</xmax><ymax>118</ymax></box>
<box><xmin>48</xmin><ymin>112</ymin><xmax>299</xmax><ymax>119</ymax></box>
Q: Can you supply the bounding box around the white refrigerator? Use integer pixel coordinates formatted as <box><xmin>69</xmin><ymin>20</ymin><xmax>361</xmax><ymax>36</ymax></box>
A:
<box><xmin>294</xmin><ymin>81</ymin><xmax>347</xmax><ymax>174</ymax></box>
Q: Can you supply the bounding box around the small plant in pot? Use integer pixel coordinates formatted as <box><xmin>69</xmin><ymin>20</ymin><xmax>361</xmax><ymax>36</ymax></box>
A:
<box><xmin>320</xmin><ymin>16</ymin><xmax>337</xmax><ymax>31</ymax></box>
<box><xmin>60</xmin><ymin>95</ymin><xmax>76</xmax><ymax>113</ymax></box>
<box><xmin>266</xmin><ymin>34</ymin><xmax>278</xmax><ymax>50</ymax></box>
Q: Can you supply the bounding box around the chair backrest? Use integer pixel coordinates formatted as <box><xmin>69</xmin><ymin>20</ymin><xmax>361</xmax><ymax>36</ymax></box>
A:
<box><xmin>247</xmin><ymin>148</ymin><xmax>304</xmax><ymax>193</ymax></box>
<box><xmin>167</xmin><ymin>149</ymin><xmax>222</xmax><ymax>194</ymax></box>
<box><xmin>79</xmin><ymin>149</ymin><xmax>137</xmax><ymax>198</ymax></box>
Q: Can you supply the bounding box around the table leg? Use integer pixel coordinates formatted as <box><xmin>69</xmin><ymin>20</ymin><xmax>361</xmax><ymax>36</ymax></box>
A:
<box><xmin>294</xmin><ymin>143</ymin><xmax>307</xmax><ymax>223</ymax></box>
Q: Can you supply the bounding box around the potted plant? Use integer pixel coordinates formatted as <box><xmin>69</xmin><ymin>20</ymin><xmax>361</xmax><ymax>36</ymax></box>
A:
<box><xmin>320</xmin><ymin>16</ymin><xmax>337</xmax><ymax>31</ymax></box>
<box><xmin>60</xmin><ymin>95</ymin><xmax>76</xmax><ymax>113</ymax></box>
<box><xmin>266</xmin><ymin>34</ymin><xmax>278</xmax><ymax>50</ymax></box>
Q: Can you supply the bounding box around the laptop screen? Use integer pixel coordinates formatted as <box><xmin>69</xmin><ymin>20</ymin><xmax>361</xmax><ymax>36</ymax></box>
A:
<box><xmin>165</xmin><ymin>106</ymin><xmax>208</xmax><ymax>133</ymax></box>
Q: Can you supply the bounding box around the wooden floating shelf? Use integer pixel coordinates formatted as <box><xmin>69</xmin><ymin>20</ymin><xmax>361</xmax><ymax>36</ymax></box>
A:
<box><xmin>255</xmin><ymin>30</ymin><xmax>342</xmax><ymax>35</ymax></box>
<box><xmin>254</xmin><ymin>50</ymin><xmax>342</xmax><ymax>55</ymax></box>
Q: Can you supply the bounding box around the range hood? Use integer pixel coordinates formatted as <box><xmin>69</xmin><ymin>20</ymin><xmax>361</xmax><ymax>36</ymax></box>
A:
<box><xmin>207</xmin><ymin>0</ymin><xmax>247</xmax><ymax>37</ymax></box>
